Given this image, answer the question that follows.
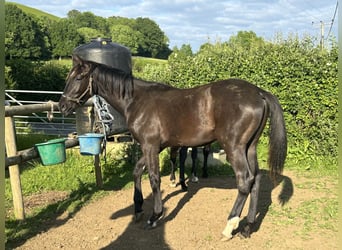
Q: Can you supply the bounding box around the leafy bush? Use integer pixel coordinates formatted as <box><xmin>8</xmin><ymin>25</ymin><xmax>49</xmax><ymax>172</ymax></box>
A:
<box><xmin>5</xmin><ymin>59</ymin><xmax>69</xmax><ymax>101</ymax></box>
<box><xmin>5</xmin><ymin>66</ymin><xmax>16</xmax><ymax>89</ymax></box>
<box><xmin>133</xmin><ymin>57</ymin><xmax>169</xmax><ymax>82</ymax></box>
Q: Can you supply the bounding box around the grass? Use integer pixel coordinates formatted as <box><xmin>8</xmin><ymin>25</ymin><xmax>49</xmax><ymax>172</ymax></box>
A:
<box><xmin>5</xmin><ymin>141</ymin><xmax>138</xmax><ymax>247</ymax></box>
<box><xmin>16</xmin><ymin>134</ymin><xmax>58</xmax><ymax>151</ymax></box>
<box><xmin>5</xmin><ymin>135</ymin><xmax>338</xmax><ymax>247</ymax></box>
<box><xmin>268</xmin><ymin>197</ymin><xmax>338</xmax><ymax>238</ymax></box>
<box><xmin>7</xmin><ymin>2</ymin><xmax>60</xmax><ymax>21</ymax></box>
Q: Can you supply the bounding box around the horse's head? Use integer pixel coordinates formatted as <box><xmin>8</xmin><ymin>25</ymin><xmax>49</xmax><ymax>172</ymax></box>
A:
<box><xmin>59</xmin><ymin>55</ymin><xmax>95</xmax><ymax>116</ymax></box>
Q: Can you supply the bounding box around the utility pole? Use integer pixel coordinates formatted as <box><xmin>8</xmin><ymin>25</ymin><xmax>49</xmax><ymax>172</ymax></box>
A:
<box><xmin>320</xmin><ymin>21</ymin><xmax>324</xmax><ymax>51</ymax></box>
<box><xmin>312</xmin><ymin>20</ymin><xmax>329</xmax><ymax>51</ymax></box>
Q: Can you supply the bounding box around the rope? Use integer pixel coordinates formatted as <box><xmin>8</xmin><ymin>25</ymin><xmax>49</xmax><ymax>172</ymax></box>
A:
<box><xmin>47</xmin><ymin>100</ymin><xmax>54</xmax><ymax>121</ymax></box>
<box><xmin>92</xmin><ymin>95</ymin><xmax>115</xmax><ymax>162</ymax></box>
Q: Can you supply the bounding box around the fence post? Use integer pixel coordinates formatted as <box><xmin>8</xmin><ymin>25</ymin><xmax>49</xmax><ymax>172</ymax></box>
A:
<box><xmin>94</xmin><ymin>155</ymin><xmax>103</xmax><ymax>188</ymax></box>
<box><xmin>5</xmin><ymin>116</ymin><xmax>25</xmax><ymax>220</ymax></box>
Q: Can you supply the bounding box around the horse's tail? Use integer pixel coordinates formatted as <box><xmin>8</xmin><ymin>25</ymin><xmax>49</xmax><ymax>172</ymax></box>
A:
<box><xmin>263</xmin><ymin>91</ymin><xmax>287</xmax><ymax>180</ymax></box>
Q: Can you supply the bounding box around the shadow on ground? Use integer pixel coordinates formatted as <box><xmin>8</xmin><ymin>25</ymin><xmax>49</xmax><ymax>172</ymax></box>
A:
<box><xmin>100</xmin><ymin>169</ymin><xmax>293</xmax><ymax>249</ymax></box>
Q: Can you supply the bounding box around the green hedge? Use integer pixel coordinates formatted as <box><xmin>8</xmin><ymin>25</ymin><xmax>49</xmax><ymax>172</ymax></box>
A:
<box><xmin>140</xmin><ymin>36</ymin><xmax>337</xmax><ymax>161</ymax></box>
<box><xmin>5</xmin><ymin>59</ymin><xmax>70</xmax><ymax>101</ymax></box>
<box><xmin>167</xmin><ymin>37</ymin><xmax>337</xmax><ymax>160</ymax></box>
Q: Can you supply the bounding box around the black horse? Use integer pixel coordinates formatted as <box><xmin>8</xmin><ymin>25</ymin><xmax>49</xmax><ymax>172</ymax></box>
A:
<box><xmin>169</xmin><ymin>145</ymin><xmax>210</xmax><ymax>191</ymax></box>
<box><xmin>59</xmin><ymin>55</ymin><xmax>287</xmax><ymax>240</ymax></box>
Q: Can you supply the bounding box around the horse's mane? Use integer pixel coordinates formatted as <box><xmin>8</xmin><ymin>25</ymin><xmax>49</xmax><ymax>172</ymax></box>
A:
<box><xmin>92</xmin><ymin>63</ymin><xmax>134</xmax><ymax>99</ymax></box>
<box><xmin>91</xmin><ymin>62</ymin><xmax>176</xmax><ymax>99</ymax></box>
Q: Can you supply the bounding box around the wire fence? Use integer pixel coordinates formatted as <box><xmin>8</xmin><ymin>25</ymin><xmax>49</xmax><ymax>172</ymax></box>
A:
<box><xmin>5</xmin><ymin>89</ymin><xmax>76</xmax><ymax>136</ymax></box>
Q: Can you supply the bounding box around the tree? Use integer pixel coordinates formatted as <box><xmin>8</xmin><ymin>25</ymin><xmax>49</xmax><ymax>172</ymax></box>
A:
<box><xmin>67</xmin><ymin>9</ymin><xmax>81</xmax><ymax>19</ymax></box>
<box><xmin>107</xmin><ymin>16</ymin><xmax>136</xmax><ymax>28</ymax></box>
<box><xmin>50</xmin><ymin>19</ymin><xmax>84</xmax><ymax>58</ymax></box>
<box><xmin>133</xmin><ymin>17</ymin><xmax>170</xmax><ymax>58</ymax></box>
<box><xmin>177</xmin><ymin>44</ymin><xmax>193</xmax><ymax>57</ymax></box>
<box><xmin>5</xmin><ymin>3</ymin><xmax>48</xmax><ymax>59</ymax></box>
<box><xmin>32</xmin><ymin>15</ymin><xmax>57</xmax><ymax>59</ymax></box>
<box><xmin>78</xmin><ymin>27</ymin><xmax>104</xmax><ymax>43</ymax></box>
<box><xmin>110</xmin><ymin>25</ymin><xmax>142</xmax><ymax>54</ymax></box>
<box><xmin>67</xmin><ymin>10</ymin><xmax>109</xmax><ymax>36</ymax></box>
<box><xmin>228</xmin><ymin>30</ymin><xmax>264</xmax><ymax>49</ymax></box>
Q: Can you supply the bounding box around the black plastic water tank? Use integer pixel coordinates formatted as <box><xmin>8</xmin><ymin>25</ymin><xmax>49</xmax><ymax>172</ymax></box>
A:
<box><xmin>73</xmin><ymin>38</ymin><xmax>132</xmax><ymax>73</ymax></box>
<box><xmin>73</xmin><ymin>38</ymin><xmax>129</xmax><ymax>136</ymax></box>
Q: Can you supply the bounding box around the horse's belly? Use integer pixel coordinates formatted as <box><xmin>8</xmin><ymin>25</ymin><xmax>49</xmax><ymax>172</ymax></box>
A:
<box><xmin>161</xmin><ymin>127</ymin><xmax>215</xmax><ymax>148</ymax></box>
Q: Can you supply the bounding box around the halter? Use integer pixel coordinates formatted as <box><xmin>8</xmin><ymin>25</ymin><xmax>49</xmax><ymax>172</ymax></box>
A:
<box><xmin>62</xmin><ymin>75</ymin><xmax>94</xmax><ymax>104</ymax></box>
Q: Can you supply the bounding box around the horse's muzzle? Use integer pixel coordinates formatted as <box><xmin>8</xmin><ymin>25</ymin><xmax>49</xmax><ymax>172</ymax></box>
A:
<box><xmin>58</xmin><ymin>96</ymin><xmax>75</xmax><ymax>116</ymax></box>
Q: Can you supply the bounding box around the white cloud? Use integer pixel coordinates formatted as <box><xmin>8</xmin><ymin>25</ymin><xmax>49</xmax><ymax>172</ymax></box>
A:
<box><xmin>10</xmin><ymin>0</ymin><xmax>338</xmax><ymax>51</ymax></box>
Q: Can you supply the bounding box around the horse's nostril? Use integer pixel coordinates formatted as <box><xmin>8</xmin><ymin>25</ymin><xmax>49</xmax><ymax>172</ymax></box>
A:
<box><xmin>58</xmin><ymin>104</ymin><xmax>64</xmax><ymax>112</ymax></box>
<box><xmin>59</xmin><ymin>103</ymin><xmax>67</xmax><ymax>114</ymax></box>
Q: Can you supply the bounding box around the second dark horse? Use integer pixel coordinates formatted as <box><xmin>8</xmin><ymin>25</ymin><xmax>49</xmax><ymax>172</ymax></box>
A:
<box><xmin>169</xmin><ymin>145</ymin><xmax>210</xmax><ymax>191</ymax></box>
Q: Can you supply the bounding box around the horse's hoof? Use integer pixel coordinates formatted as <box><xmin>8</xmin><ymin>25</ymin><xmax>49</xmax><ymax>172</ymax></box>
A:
<box><xmin>220</xmin><ymin>233</ymin><xmax>233</xmax><ymax>241</ymax></box>
<box><xmin>180</xmin><ymin>183</ymin><xmax>188</xmax><ymax>192</ymax></box>
<box><xmin>221</xmin><ymin>216</ymin><xmax>239</xmax><ymax>241</ymax></box>
<box><xmin>144</xmin><ymin>211</ymin><xmax>163</xmax><ymax>230</ymax></box>
<box><xmin>144</xmin><ymin>221</ymin><xmax>157</xmax><ymax>230</ymax></box>
<box><xmin>239</xmin><ymin>224</ymin><xmax>252</xmax><ymax>238</ymax></box>
<box><xmin>134</xmin><ymin>211</ymin><xmax>144</xmax><ymax>223</ymax></box>
<box><xmin>191</xmin><ymin>176</ymin><xmax>199</xmax><ymax>183</ymax></box>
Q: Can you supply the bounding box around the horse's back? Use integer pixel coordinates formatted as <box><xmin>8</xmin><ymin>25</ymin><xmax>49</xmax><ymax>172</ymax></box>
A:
<box><xmin>130</xmin><ymin>78</ymin><xmax>268</xmax><ymax>148</ymax></box>
<box><xmin>211</xmin><ymin>78</ymin><xmax>265</xmax><ymax>100</ymax></box>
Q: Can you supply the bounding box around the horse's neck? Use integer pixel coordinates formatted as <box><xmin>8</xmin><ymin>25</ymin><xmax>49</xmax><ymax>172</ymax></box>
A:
<box><xmin>134</xmin><ymin>78</ymin><xmax>174</xmax><ymax>92</ymax></box>
<box><xmin>95</xmin><ymin>84</ymin><xmax>128</xmax><ymax>116</ymax></box>
<box><xmin>94</xmin><ymin>78</ymin><xmax>173</xmax><ymax>117</ymax></box>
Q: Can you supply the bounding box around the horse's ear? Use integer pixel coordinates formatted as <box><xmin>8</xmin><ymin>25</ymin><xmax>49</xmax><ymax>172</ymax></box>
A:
<box><xmin>72</xmin><ymin>55</ymin><xmax>93</xmax><ymax>74</ymax></box>
<box><xmin>72</xmin><ymin>55</ymin><xmax>83</xmax><ymax>66</ymax></box>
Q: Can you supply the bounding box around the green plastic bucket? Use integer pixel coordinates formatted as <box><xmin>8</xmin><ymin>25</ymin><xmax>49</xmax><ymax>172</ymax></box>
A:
<box><xmin>35</xmin><ymin>138</ymin><xmax>66</xmax><ymax>166</ymax></box>
<box><xmin>78</xmin><ymin>133</ymin><xmax>104</xmax><ymax>155</ymax></box>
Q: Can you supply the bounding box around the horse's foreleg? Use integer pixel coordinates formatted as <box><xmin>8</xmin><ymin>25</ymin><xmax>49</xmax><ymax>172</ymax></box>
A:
<box><xmin>190</xmin><ymin>147</ymin><xmax>199</xmax><ymax>183</ymax></box>
<box><xmin>179</xmin><ymin>146</ymin><xmax>188</xmax><ymax>191</ymax></box>
<box><xmin>202</xmin><ymin>144</ymin><xmax>210</xmax><ymax>178</ymax></box>
<box><xmin>169</xmin><ymin>147</ymin><xmax>178</xmax><ymax>187</ymax></box>
<box><xmin>145</xmin><ymin>147</ymin><xmax>163</xmax><ymax>229</ymax></box>
<box><xmin>133</xmin><ymin>156</ymin><xmax>145</xmax><ymax>222</ymax></box>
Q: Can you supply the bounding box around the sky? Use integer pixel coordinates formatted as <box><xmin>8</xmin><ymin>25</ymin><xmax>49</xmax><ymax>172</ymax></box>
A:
<box><xmin>10</xmin><ymin>0</ymin><xmax>339</xmax><ymax>51</ymax></box>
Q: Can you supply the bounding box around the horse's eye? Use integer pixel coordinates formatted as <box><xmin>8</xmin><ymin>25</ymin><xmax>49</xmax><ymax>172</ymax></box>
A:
<box><xmin>76</xmin><ymin>75</ymin><xmax>83</xmax><ymax>81</ymax></box>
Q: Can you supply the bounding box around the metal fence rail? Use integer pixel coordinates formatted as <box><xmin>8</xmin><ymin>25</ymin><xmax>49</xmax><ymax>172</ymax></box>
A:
<box><xmin>5</xmin><ymin>89</ymin><xmax>77</xmax><ymax>136</ymax></box>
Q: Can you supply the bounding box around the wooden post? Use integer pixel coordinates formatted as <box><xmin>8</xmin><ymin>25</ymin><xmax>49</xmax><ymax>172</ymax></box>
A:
<box><xmin>94</xmin><ymin>155</ymin><xmax>103</xmax><ymax>188</ymax></box>
<box><xmin>5</xmin><ymin>116</ymin><xmax>25</xmax><ymax>220</ymax></box>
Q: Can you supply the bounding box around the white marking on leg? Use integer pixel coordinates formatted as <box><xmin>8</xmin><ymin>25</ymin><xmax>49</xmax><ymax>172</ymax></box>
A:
<box><xmin>221</xmin><ymin>216</ymin><xmax>240</xmax><ymax>241</ymax></box>
<box><xmin>191</xmin><ymin>174</ymin><xmax>199</xmax><ymax>183</ymax></box>
<box><xmin>169</xmin><ymin>180</ymin><xmax>177</xmax><ymax>187</ymax></box>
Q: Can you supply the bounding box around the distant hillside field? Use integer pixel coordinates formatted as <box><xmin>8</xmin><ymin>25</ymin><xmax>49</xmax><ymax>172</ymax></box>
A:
<box><xmin>7</xmin><ymin>1</ymin><xmax>60</xmax><ymax>21</ymax></box>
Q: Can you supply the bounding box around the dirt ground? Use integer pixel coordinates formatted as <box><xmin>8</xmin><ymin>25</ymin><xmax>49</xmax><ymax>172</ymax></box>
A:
<box><xmin>12</xmin><ymin>169</ymin><xmax>338</xmax><ymax>250</ymax></box>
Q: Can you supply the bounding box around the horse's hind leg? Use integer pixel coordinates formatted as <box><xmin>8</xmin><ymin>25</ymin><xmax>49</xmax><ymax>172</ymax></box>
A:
<box><xmin>202</xmin><ymin>144</ymin><xmax>210</xmax><ymax>178</ymax></box>
<box><xmin>241</xmin><ymin>170</ymin><xmax>261</xmax><ymax>238</ymax></box>
<box><xmin>179</xmin><ymin>146</ymin><xmax>188</xmax><ymax>191</ymax></box>
<box><xmin>221</xmin><ymin>146</ymin><xmax>255</xmax><ymax>240</ymax></box>
<box><xmin>240</xmin><ymin>105</ymin><xmax>268</xmax><ymax>238</ymax></box>
<box><xmin>190</xmin><ymin>147</ymin><xmax>199</xmax><ymax>183</ymax></box>
<box><xmin>169</xmin><ymin>147</ymin><xmax>178</xmax><ymax>187</ymax></box>
<box><xmin>241</xmin><ymin>142</ymin><xmax>262</xmax><ymax>238</ymax></box>
<box><xmin>133</xmin><ymin>156</ymin><xmax>146</xmax><ymax>222</ymax></box>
